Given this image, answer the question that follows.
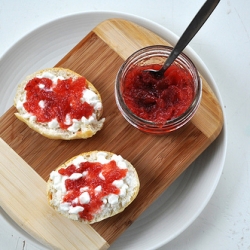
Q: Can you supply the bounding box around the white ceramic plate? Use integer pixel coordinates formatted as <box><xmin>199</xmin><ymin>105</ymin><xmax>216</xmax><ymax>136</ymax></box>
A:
<box><xmin>0</xmin><ymin>11</ymin><xmax>226</xmax><ymax>250</ymax></box>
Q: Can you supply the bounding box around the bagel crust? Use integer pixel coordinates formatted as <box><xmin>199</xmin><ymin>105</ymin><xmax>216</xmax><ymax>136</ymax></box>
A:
<box><xmin>47</xmin><ymin>151</ymin><xmax>140</xmax><ymax>224</ymax></box>
<box><xmin>14</xmin><ymin>68</ymin><xmax>105</xmax><ymax>139</ymax></box>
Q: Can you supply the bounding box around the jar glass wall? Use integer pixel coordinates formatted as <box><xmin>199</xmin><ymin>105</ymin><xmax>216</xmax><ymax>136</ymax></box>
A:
<box><xmin>115</xmin><ymin>45</ymin><xmax>202</xmax><ymax>134</ymax></box>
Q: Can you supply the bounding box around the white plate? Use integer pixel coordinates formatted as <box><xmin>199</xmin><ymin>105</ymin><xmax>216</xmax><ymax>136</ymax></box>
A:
<box><xmin>0</xmin><ymin>11</ymin><xmax>226</xmax><ymax>250</ymax></box>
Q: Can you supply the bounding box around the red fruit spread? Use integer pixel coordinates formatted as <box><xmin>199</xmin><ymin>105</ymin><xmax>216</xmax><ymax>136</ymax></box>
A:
<box><xmin>58</xmin><ymin>160</ymin><xmax>128</xmax><ymax>221</ymax></box>
<box><xmin>122</xmin><ymin>64</ymin><xmax>195</xmax><ymax>123</ymax></box>
<box><xmin>23</xmin><ymin>77</ymin><xmax>93</xmax><ymax>129</ymax></box>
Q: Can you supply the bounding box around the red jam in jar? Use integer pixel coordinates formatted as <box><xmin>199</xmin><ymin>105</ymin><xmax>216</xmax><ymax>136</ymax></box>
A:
<box><xmin>122</xmin><ymin>64</ymin><xmax>195</xmax><ymax>124</ymax></box>
<box><xmin>115</xmin><ymin>45</ymin><xmax>202</xmax><ymax>134</ymax></box>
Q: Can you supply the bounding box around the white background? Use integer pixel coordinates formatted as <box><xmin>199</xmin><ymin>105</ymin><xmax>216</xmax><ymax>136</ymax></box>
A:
<box><xmin>0</xmin><ymin>0</ymin><xmax>250</xmax><ymax>249</ymax></box>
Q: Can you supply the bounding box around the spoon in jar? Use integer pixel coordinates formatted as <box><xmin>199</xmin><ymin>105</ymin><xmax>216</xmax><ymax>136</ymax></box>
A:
<box><xmin>145</xmin><ymin>0</ymin><xmax>220</xmax><ymax>78</ymax></box>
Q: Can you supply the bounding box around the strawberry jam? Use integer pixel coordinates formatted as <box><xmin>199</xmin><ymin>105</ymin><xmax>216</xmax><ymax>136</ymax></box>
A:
<box><xmin>23</xmin><ymin>77</ymin><xmax>93</xmax><ymax>129</ymax></box>
<box><xmin>122</xmin><ymin>64</ymin><xmax>194</xmax><ymax>124</ymax></box>
<box><xmin>58</xmin><ymin>160</ymin><xmax>128</xmax><ymax>221</ymax></box>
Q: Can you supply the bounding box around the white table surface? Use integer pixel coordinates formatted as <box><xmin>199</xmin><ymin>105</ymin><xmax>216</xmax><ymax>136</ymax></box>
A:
<box><xmin>0</xmin><ymin>0</ymin><xmax>249</xmax><ymax>249</ymax></box>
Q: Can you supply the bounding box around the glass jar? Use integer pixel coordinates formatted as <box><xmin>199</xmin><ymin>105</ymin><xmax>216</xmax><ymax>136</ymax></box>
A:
<box><xmin>115</xmin><ymin>45</ymin><xmax>202</xmax><ymax>134</ymax></box>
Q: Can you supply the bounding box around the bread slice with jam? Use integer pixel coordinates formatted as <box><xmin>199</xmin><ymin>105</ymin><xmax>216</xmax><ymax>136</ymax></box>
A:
<box><xmin>47</xmin><ymin>151</ymin><xmax>140</xmax><ymax>224</ymax></box>
<box><xmin>14</xmin><ymin>68</ymin><xmax>105</xmax><ymax>139</ymax></box>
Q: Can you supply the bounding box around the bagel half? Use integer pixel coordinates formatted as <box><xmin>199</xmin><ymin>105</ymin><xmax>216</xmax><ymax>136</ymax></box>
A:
<box><xmin>14</xmin><ymin>68</ymin><xmax>105</xmax><ymax>139</ymax></box>
<box><xmin>47</xmin><ymin>151</ymin><xmax>140</xmax><ymax>224</ymax></box>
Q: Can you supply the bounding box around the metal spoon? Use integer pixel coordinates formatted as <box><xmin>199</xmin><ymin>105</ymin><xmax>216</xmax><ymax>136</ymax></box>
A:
<box><xmin>145</xmin><ymin>0</ymin><xmax>220</xmax><ymax>78</ymax></box>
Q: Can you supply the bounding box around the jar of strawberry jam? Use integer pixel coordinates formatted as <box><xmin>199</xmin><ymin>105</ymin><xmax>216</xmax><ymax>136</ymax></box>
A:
<box><xmin>115</xmin><ymin>45</ymin><xmax>202</xmax><ymax>134</ymax></box>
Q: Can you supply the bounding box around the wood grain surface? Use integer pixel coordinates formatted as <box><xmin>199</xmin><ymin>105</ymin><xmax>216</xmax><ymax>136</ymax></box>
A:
<box><xmin>0</xmin><ymin>18</ymin><xmax>223</xmax><ymax>249</ymax></box>
<box><xmin>0</xmin><ymin>138</ymin><xmax>109</xmax><ymax>250</ymax></box>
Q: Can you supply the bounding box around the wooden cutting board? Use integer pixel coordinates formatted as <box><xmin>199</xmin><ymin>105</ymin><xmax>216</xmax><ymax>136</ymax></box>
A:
<box><xmin>0</xmin><ymin>18</ymin><xmax>223</xmax><ymax>250</ymax></box>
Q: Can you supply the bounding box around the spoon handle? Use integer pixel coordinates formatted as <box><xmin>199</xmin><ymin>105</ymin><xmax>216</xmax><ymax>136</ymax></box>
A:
<box><xmin>162</xmin><ymin>0</ymin><xmax>220</xmax><ymax>72</ymax></box>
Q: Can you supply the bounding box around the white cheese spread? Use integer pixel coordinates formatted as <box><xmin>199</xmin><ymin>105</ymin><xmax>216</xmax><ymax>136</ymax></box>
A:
<box><xmin>49</xmin><ymin>152</ymin><xmax>134</xmax><ymax>219</ymax></box>
<box><xmin>18</xmin><ymin>71</ymin><xmax>105</xmax><ymax>133</ymax></box>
